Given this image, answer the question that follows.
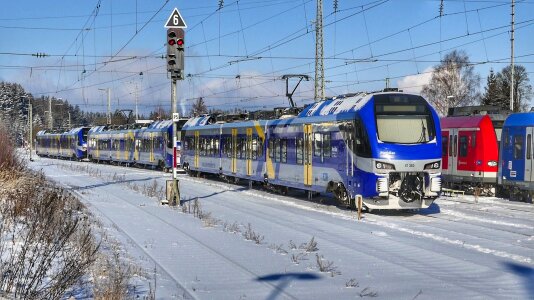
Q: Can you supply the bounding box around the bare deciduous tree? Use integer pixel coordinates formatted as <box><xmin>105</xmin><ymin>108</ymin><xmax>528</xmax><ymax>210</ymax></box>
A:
<box><xmin>191</xmin><ymin>97</ymin><xmax>208</xmax><ymax>117</ymax></box>
<box><xmin>421</xmin><ymin>50</ymin><xmax>481</xmax><ymax>115</ymax></box>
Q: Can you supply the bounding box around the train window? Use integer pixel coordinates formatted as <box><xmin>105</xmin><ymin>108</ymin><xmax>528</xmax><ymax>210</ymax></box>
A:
<box><xmin>471</xmin><ymin>133</ymin><xmax>476</xmax><ymax>148</ymax></box>
<box><xmin>274</xmin><ymin>139</ymin><xmax>281</xmax><ymax>162</ymax></box>
<box><xmin>527</xmin><ymin>134</ymin><xmax>532</xmax><ymax>160</ymax></box>
<box><xmin>296</xmin><ymin>138</ymin><xmax>304</xmax><ymax>164</ymax></box>
<box><xmin>252</xmin><ymin>138</ymin><xmax>257</xmax><ymax>160</ymax></box>
<box><xmin>269</xmin><ymin>139</ymin><xmax>274</xmax><ymax>159</ymax></box>
<box><xmin>257</xmin><ymin>138</ymin><xmax>263</xmax><ymax>158</ymax></box>
<box><xmin>246</xmin><ymin>137</ymin><xmax>252</xmax><ymax>160</ymax></box>
<box><xmin>236</xmin><ymin>138</ymin><xmax>242</xmax><ymax>159</ymax></box>
<box><xmin>354</xmin><ymin>121</ymin><xmax>372</xmax><ymax>158</ymax></box>
<box><xmin>314</xmin><ymin>133</ymin><xmax>322</xmax><ymax>157</ymax></box>
<box><xmin>453</xmin><ymin>135</ymin><xmax>458</xmax><ymax>157</ymax></box>
<box><xmin>442</xmin><ymin>135</ymin><xmax>448</xmax><ymax>155</ymax></box>
<box><xmin>514</xmin><ymin>136</ymin><xmax>524</xmax><ymax>159</ymax></box>
<box><xmin>323</xmin><ymin>133</ymin><xmax>331</xmax><ymax>157</ymax></box>
<box><xmin>167</xmin><ymin>133</ymin><xmax>172</xmax><ymax>148</ymax></box>
<box><xmin>242</xmin><ymin>138</ymin><xmax>247</xmax><ymax>159</ymax></box>
<box><xmin>212</xmin><ymin>138</ymin><xmax>216</xmax><ymax>156</ymax></box>
<box><xmin>227</xmin><ymin>137</ymin><xmax>232</xmax><ymax>158</ymax></box>
<box><xmin>215</xmin><ymin>139</ymin><xmax>220</xmax><ymax>156</ymax></box>
<box><xmin>459</xmin><ymin>136</ymin><xmax>468</xmax><ymax>157</ymax></box>
<box><xmin>448</xmin><ymin>135</ymin><xmax>453</xmax><ymax>157</ymax></box>
<box><xmin>281</xmin><ymin>139</ymin><xmax>287</xmax><ymax>163</ymax></box>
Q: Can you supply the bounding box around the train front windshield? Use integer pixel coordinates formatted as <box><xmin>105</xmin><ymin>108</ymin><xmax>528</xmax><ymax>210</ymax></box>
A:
<box><xmin>374</xmin><ymin>94</ymin><xmax>435</xmax><ymax>144</ymax></box>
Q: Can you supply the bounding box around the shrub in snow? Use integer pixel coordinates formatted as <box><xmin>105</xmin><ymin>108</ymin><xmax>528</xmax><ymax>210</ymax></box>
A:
<box><xmin>315</xmin><ymin>254</ymin><xmax>341</xmax><ymax>277</ymax></box>
<box><xmin>242</xmin><ymin>223</ymin><xmax>264</xmax><ymax>244</ymax></box>
<box><xmin>300</xmin><ymin>237</ymin><xmax>319</xmax><ymax>252</ymax></box>
<box><xmin>0</xmin><ymin>173</ymin><xmax>99</xmax><ymax>298</ymax></box>
<box><xmin>0</xmin><ymin>125</ymin><xmax>25</xmax><ymax>176</ymax></box>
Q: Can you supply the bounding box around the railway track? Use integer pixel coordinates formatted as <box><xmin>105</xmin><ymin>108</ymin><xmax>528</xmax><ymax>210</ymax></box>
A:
<box><xmin>57</xmin><ymin>169</ymin><xmax>299</xmax><ymax>299</ymax></box>
<box><xmin>33</xmin><ymin>156</ymin><xmax>534</xmax><ymax>298</ymax></box>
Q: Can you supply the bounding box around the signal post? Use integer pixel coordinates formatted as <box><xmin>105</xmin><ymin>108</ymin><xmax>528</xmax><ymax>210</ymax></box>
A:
<box><xmin>165</xmin><ymin>8</ymin><xmax>187</xmax><ymax>206</ymax></box>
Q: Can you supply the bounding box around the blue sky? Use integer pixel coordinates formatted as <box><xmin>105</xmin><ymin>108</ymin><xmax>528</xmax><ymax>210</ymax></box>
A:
<box><xmin>0</xmin><ymin>0</ymin><xmax>533</xmax><ymax>115</ymax></box>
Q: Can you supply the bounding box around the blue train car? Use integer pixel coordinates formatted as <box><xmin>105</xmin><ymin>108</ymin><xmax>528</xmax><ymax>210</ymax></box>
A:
<box><xmin>498</xmin><ymin>112</ymin><xmax>534</xmax><ymax>202</ymax></box>
<box><xmin>36</xmin><ymin>127</ymin><xmax>90</xmax><ymax>160</ymax></box>
<box><xmin>182</xmin><ymin>92</ymin><xmax>442</xmax><ymax>210</ymax></box>
<box><xmin>87</xmin><ymin>121</ymin><xmax>178</xmax><ymax>170</ymax></box>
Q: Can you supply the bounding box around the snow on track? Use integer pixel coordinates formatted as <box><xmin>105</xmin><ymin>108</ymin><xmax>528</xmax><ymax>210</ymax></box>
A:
<box><xmin>29</xmin><ymin>156</ymin><xmax>534</xmax><ymax>299</ymax></box>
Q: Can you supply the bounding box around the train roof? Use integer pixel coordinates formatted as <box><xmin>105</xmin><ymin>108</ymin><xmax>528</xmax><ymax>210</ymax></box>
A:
<box><xmin>503</xmin><ymin>112</ymin><xmax>534</xmax><ymax>127</ymax></box>
<box><xmin>184</xmin><ymin>91</ymin><xmax>425</xmax><ymax>129</ymax></box>
<box><xmin>148</xmin><ymin>120</ymin><xmax>173</xmax><ymax>129</ymax></box>
<box><xmin>440</xmin><ymin>115</ymin><xmax>489</xmax><ymax>129</ymax></box>
<box><xmin>298</xmin><ymin>92</ymin><xmax>371</xmax><ymax>117</ymax></box>
<box><xmin>36</xmin><ymin>127</ymin><xmax>89</xmax><ymax>136</ymax></box>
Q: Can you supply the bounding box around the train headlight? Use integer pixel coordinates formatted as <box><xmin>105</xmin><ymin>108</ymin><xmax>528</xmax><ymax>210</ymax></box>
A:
<box><xmin>375</xmin><ymin>161</ymin><xmax>395</xmax><ymax>170</ymax></box>
<box><xmin>424</xmin><ymin>161</ymin><xmax>440</xmax><ymax>170</ymax></box>
<box><xmin>487</xmin><ymin>160</ymin><xmax>498</xmax><ymax>167</ymax></box>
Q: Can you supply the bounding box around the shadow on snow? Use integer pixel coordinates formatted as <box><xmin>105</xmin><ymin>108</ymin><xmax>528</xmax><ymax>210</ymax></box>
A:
<box><xmin>256</xmin><ymin>272</ymin><xmax>321</xmax><ymax>300</ymax></box>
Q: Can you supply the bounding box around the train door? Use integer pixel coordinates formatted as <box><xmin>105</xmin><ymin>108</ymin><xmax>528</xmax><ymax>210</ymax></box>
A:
<box><xmin>127</xmin><ymin>133</ymin><xmax>134</xmax><ymax>161</ymax></box>
<box><xmin>304</xmin><ymin>124</ymin><xmax>313</xmax><ymax>186</ymax></box>
<box><xmin>231</xmin><ymin>129</ymin><xmax>237</xmax><ymax>173</ymax></box>
<box><xmin>149</xmin><ymin>133</ymin><xmax>155</xmax><ymax>163</ymax></box>
<box><xmin>95</xmin><ymin>138</ymin><xmax>100</xmax><ymax>158</ymax></box>
<box><xmin>448</xmin><ymin>129</ymin><xmax>458</xmax><ymax>175</ymax></box>
<box><xmin>194</xmin><ymin>131</ymin><xmax>200</xmax><ymax>169</ymax></box>
<box><xmin>457</xmin><ymin>130</ymin><xmax>472</xmax><ymax>172</ymax></box>
<box><xmin>246</xmin><ymin>128</ymin><xmax>253</xmax><ymax>176</ymax></box>
<box><xmin>525</xmin><ymin>128</ymin><xmax>534</xmax><ymax>181</ymax></box>
<box><xmin>134</xmin><ymin>138</ymin><xmax>140</xmax><ymax>161</ymax></box>
<box><xmin>441</xmin><ymin>132</ymin><xmax>449</xmax><ymax>174</ymax></box>
<box><xmin>115</xmin><ymin>137</ymin><xmax>121</xmax><ymax>161</ymax></box>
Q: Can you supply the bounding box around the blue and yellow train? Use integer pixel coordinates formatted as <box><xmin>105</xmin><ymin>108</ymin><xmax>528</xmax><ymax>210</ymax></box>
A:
<box><xmin>36</xmin><ymin>127</ymin><xmax>91</xmax><ymax>160</ymax></box>
<box><xmin>181</xmin><ymin>91</ymin><xmax>443</xmax><ymax>210</ymax></box>
<box><xmin>37</xmin><ymin>120</ymin><xmax>182</xmax><ymax>171</ymax></box>
<box><xmin>35</xmin><ymin>91</ymin><xmax>443</xmax><ymax>210</ymax></box>
<box><xmin>86</xmin><ymin>120</ymin><xmax>177</xmax><ymax>170</ymax></box>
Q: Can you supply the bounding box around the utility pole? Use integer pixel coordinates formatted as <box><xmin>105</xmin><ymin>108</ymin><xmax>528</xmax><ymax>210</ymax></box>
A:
<box><xmin>48</xmin><ymin>97</ymin><xmax>52</xmax><ymax>129</ymax></box>
<box><xmin>99</xmin><ymin>88</ymin><xmax>112</xmax><ymax>124</ymax></box>
<box><xmin>135</xmin><ymin>82</ymin><xmax>139</xmax><ymax>122</ymax></box>
<box><xmin>24</xmin><ymin>96</ymin><xmax>33</xmax><ymax>161</ymax></box>
<box><xmin>29</xmin><ymin>101</ymin><xmax>32</xmax><ymax>161</ymax></box>
<box><xmin>314</xmin><ymin>0</ymin><xmax>325</xmax><ymax>102</ymax></box>
<box><xmin>510</xmin><ymin>0</ymin><xmax>515</xmax><ymax>112</ymax></box>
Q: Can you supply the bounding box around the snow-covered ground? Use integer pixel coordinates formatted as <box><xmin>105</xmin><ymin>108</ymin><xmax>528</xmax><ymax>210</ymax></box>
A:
<box><xmin>28</xmin><ymin>155</ymin><xmax>534</xmax><ymax>299</ymax></box>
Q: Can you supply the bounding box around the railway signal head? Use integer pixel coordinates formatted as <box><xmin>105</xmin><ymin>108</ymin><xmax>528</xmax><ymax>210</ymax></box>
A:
<box><xmin>166</xmin><ymin>28</ymin><xmax>185</xmax><ymax>79</ymax></box>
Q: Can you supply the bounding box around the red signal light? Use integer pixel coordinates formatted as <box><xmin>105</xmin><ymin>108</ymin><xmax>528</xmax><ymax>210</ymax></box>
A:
<box><xmin>177</xmin><ymin>39</ymin><xmax>184</xmax><ymax>46</ymax></box>
<box><xmin>168</xmin><ymin>39</ymin><xmax>176</xmax><ymax>46</ymax></box>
